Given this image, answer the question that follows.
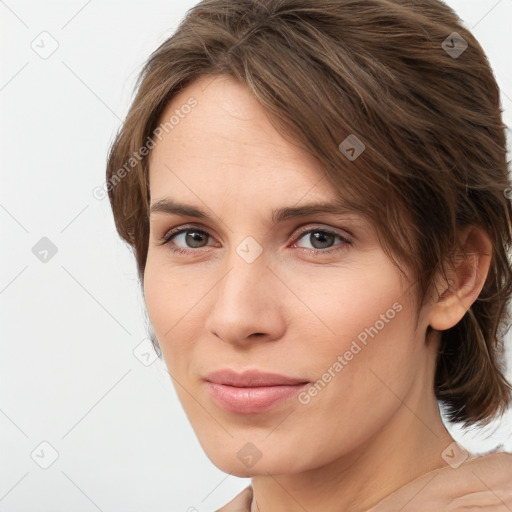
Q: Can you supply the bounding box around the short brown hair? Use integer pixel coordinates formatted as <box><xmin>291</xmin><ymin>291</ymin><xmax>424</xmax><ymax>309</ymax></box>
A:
<box><xmin>106</xmin><ymin>0</ymin><xmax>512</xmax><ymax>426</ymax></box>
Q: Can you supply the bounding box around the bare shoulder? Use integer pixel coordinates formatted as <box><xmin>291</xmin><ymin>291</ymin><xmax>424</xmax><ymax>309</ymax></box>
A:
<box><xmin>215</xmin><ymin>485</ymin><xmax>253</xmax><ymax>512</ymax></box>
<box><xmin>371</xmin><ymin>452</ymin><xmax>512</xmax><ymax>511</ymax></box>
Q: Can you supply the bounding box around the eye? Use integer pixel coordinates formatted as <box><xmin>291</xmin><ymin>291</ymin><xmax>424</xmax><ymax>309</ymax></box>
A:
<box><xmin>293</xmin><ymin>227</ymin><xmax>352</xmax><ymax>255</ymax></box>
<box><xmin>158</xmin><ymin>226</ymin><xmax>216</xmax><ymax>255</ymax></box>
<box><xmin>158</xmin><ymin>224</ymin><xmax>352</xmax><ymax>256</ymax></box>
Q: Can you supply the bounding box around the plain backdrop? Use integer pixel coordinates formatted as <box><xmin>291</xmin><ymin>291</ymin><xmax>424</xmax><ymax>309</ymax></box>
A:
<box><xmin>1</xmin><ymin>1</ymin><xmax>511</xmax><ymax>510</ymax></box>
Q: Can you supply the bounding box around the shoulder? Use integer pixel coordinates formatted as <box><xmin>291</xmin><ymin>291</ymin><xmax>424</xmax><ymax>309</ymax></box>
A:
<box><xmin>371</xmin><ymin>451</ymin><xmax>512</xmax><ymax>511</ymax></box>
<box><xmin>215</xmin><ymin>485</ymin><xmax>253</xmax><ymax>512</ymax></box>
<box><xmin>213</xmin><ymin>453</ymin><xmax>512</xmax><ymax>511</ymax></box>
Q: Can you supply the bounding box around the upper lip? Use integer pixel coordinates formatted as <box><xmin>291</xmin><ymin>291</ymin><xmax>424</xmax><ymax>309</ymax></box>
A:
<box><xmin>204</xmin><ymin>369</ymin><xmax>309</xmax><ymax>387</ymax></box>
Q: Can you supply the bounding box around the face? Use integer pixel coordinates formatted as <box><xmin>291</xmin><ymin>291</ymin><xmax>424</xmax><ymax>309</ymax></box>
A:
<box><xmin>144</xmin><ymin>74</ymin><xmax>435</xmax><ymax>476</ymax></box>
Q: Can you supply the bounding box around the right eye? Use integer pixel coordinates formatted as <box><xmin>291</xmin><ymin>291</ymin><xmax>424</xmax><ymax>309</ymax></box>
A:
<box><xmin>159</xmin><ymin>225</ymin><xmax>217</xmax><ymax>255</ymax></box>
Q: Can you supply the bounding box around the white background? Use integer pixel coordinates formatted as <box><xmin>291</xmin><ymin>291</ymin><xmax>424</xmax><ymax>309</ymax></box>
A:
<box><xmin>1</xmin><ymin>1</ymin><xmax>511</xmax><ymax>510</ymax></box>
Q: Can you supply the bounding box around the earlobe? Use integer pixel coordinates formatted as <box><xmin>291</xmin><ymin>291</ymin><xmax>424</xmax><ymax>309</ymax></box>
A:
<box><xmin>428</xmin><ymin>226</ymin><xmax>492</xmax><ymax>332</ymax></box>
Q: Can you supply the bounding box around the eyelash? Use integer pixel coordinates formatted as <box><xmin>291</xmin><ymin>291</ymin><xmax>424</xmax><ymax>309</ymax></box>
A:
<box><xmin>157</xmin><ymin>224</ymin><xmax>352</xmax><ymax>257</ymax></box>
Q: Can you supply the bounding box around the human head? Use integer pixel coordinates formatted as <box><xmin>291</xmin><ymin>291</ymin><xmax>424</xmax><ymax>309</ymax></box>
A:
<box><xmin>106</xmin><ymin>0</ymin><xmax>512</xmax><ymax>435</ymax></box>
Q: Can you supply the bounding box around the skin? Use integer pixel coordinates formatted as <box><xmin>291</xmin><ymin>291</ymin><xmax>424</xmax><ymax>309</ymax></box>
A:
<box><xmin>144</xmin><ymin>74</ymin><xmax>494</xmax><ymax>512</ymax></box>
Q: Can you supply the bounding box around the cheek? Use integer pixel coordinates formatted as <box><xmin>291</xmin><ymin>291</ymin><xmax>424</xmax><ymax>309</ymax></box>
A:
<box><xmin>143</xmin><ymin>258</ymin><xmax>170</xmax><ymax>334</ymax></box>
<box><xmin>143</xmin><ymin>250</ymin><xmax>199</xmax><ymax>324</ymax></box>
<box><xmin>294</xmin><ymin>267</ymin><xmax>419</xmax><ymax>404</ymax></box>
<box><xmin>287</xmin><ymin>263</ymin><xmax>410</xmax><ymax>353</ymax></box>
<box><xmin>142</xmin><ymin>255</ymin><xmax>199</xmax><ymax>363</ymax></box>
<box><xmin>291</xmin><ymin>305</ymin><xmax>421</xmax><ymax>457</ymax></box>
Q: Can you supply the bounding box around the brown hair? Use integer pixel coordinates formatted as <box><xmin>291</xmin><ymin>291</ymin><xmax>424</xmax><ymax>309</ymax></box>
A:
<box><xmin>105</xmin><ymin>0</ymin><xmax>512</xmax><ymax>427</ymax></box>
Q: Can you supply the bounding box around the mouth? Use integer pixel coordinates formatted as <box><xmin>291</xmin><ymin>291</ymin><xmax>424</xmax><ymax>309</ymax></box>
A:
<box><xmin>204</xmin><ymin>369</ymin><xmax>310</xmax><ymax>414</ymax></box>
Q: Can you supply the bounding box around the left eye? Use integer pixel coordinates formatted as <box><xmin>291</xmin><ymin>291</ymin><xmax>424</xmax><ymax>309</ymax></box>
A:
<box><xmin>294</xmin><ymin>228</ymin><xmax>351</xmax><ymax>252</ymax></box>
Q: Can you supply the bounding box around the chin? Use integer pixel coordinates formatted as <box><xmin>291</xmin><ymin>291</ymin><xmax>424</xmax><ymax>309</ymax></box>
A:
<box><xmin>198</xmin><ymin>435</ymin><xmax>313</xmax><ymax>477</ymax></box>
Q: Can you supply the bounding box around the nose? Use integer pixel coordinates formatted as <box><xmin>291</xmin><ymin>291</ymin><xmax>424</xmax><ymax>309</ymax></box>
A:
<box><xmin>204</xmin><ymin>247</ymin><xmax>286</xmax><ymax>346</ymax></box>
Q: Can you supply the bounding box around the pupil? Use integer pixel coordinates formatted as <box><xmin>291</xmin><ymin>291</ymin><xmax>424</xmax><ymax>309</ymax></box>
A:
<box><xmin>312</xmin><ymin>232</ymin><xmax>333</xmax><ymax>249</ymax></box>
<box><xmin>187</xmin><ymin>231</ymin><xmax>206</xmax><ymax>248</ymax></box>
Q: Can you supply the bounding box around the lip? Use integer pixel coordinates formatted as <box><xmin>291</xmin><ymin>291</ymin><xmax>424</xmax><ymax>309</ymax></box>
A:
<box><xmin>204</xmin><ymin>369</ymin><xmax>310</xmax><ymax>414</ymax></box>
<box><xmin>204</xmin><ymin>369</ymin><xmax>309</xmax><ymax>387</ymax></box>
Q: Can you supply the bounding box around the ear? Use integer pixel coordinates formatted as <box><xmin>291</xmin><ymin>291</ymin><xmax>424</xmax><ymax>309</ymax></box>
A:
<box><xmin>428</xmin><ymin>225</ymin><xmax>492</xmax><ymax>332</ymax></box>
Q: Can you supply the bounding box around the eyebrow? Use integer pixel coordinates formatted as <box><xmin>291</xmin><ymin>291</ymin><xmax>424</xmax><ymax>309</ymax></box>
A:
<box><xmin>149</xmin><ymin>198</ymin><xmax>359</xmax><ymax>224</ymax></box>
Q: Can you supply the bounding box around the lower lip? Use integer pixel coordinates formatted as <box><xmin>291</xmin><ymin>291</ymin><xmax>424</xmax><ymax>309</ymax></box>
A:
<box><xmin>205</xmin><ymin>382</ymin><xmax>309</xmax><ymax>414</ymax></box>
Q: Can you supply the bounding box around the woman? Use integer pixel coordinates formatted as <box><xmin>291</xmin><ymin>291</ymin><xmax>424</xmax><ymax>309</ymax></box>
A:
<box><xmin>105</xmin><ymin>1</ymin><xmax>512</xmax><ymax>510</ymax></box>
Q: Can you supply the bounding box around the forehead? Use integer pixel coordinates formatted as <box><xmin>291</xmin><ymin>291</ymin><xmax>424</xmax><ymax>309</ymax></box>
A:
<box><xmin>148</xmin><ymin>74</ymin><xmax>341</xmax><ymax>206</ymax></box>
